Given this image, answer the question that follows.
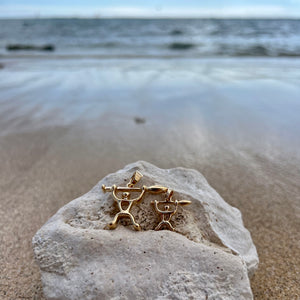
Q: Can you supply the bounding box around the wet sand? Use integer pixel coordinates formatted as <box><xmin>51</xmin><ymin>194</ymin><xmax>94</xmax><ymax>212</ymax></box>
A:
<box><xmin>0</xmin><ymin>58</ymin><xmax>300</xmax><ymax>299</ymax></box>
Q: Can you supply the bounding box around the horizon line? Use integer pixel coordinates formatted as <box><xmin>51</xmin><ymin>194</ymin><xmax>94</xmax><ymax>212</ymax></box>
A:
<box><xmin>1</xmin><ymin>16</ymin><xmax>300</xmax><ymax>20</ymax></box>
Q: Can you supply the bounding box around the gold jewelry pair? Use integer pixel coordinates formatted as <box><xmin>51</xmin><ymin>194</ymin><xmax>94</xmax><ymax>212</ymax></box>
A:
<box><xmin>102</xmin><ymin>171</ymin><xmax>191</xmax><ymax>231</ymax></box>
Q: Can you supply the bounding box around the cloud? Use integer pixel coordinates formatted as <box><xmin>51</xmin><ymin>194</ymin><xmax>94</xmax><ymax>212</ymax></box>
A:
<box><xmin>0</xmin><ymin>4</ymin><xmax>299</xmax><ymax>18</ymax></box>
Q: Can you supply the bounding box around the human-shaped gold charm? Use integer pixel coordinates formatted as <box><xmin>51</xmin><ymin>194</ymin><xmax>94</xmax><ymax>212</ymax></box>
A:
<box><xmin>152</xmin><ymin>189</ymin><xmax>191</xmax><ymax>231</ymax></box>
<box><xmin>102</xmin><ymin>171</ymin><xmax>146</xmax><ymax>231</ymax></box>
<box><xmin>102</xmin><ymin>171</ymin><xmax>169</xmax><ymax>231</ymax></box>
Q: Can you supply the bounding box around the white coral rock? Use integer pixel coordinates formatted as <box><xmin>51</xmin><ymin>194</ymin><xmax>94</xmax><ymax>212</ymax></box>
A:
<box><xmin>33</xmin><ymin>161</ymin><xmax>258</xmax><ymax>300</ymax></box>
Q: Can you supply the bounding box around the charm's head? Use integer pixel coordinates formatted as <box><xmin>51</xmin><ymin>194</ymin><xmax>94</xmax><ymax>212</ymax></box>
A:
<box><xmin>122</xmin><ymin>192</ymin><xmax>130</xmax><ymax>199</ymax></box>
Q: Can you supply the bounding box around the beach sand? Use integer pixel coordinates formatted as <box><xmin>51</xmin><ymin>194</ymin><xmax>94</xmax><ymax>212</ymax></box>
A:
<box><xmin>0</xmin><ymin>58</ymin><xmax>300</xmax><ymax>299</ymax></box>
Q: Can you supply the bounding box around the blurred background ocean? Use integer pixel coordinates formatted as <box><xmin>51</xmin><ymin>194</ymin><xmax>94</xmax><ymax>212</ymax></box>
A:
<box><xmin>1</xmin><ymin>18</ymin><xmax>300</xmax><ymax>57</ymax></box>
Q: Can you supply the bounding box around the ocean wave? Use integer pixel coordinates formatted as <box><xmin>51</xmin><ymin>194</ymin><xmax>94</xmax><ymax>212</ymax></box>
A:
<box><xmin>168</xmin><ymin>42</ymin><xmax>195</xmax><ymax>50</ymax></box>
<box><xmin>3</xmin><ymin>52</ymin><xmax>300</xmax><ymax>60</ymax></box>
<box><xmin>225</xmin><ymin>45</ymin><xmax>300</xmax><ymax>57</ymax></box>
<box><xmin>4</xmin><ymin>42</ymin><xmax>300</xmax><ymax>57</ymax></box>
<box><xmin>170</xmin><ymin>29</ymin><xmax>184</xmax><ymax>36</ymax></box>
<box><xmin>233</xmin><ymin>45</ymin><xmax>269</xmax><ymax>56</ymax></box>
<box><xmin>6</xmin><ymin>44</ymin><xmax>55</xmax><ymax>51</ymax></box>
<box><xmin>277</xmin><ymin>52</ymin><xmax>300</xmax><ymax>57</ymax></box>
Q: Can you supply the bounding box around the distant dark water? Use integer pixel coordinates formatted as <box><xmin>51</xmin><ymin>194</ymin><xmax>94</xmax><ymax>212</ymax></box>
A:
<box><xmin>1</xmin><ymin>18</ymin><xmax>300</xmax><ymax>58</ymax></box>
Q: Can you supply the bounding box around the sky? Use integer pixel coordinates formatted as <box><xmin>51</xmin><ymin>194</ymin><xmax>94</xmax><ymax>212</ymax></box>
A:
<box><xmin>1</xmin><ymin>0</ymin><xmax>300</xmax><ymax>18</ymax></box>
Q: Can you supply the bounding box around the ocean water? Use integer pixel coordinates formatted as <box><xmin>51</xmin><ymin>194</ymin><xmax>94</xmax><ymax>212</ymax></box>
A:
<box><xmin>1</xmin><ymin>18</ymin><xmax>300</xmax><ymax>58</ymax></box>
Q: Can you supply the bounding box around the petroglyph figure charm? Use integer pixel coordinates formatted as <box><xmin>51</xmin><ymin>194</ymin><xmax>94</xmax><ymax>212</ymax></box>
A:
<box><xmin>152</xmin><ymin>189</ymin><xmax>191</xmax><ymax>231</ymax></box>
<box><xmin>102</xmin><ymin>171</ymin><xmax>146</xmax><ymax>231</ymax></box>
<box><xmin>102</xmin><ymin>171</ymin><xmax>169</xmax><ymax>231</ymax></box>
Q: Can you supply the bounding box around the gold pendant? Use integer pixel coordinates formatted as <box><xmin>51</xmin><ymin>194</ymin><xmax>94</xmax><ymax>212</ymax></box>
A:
<box><xmin>151</xmin><ymin>189</ymin><xmax>191</xmax><ymax>231</ymax></box>
<box><xmin>102</xmin><ymin>171</ymin><xmax>169</xmax><ymax>231</ymax></box>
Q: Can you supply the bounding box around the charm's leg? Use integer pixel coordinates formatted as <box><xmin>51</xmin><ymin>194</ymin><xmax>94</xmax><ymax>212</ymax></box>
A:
<box><xmin>128</xmin><ymin>214</ymin><xmax>141</xmax><ymax>231</ymax></box>
<box><xmin>108</xmin><ymin>213</ymin><xmax>120</xmax><ymax>229</ymax></box>
<box><xmin>154</xmin><ymin>221</ymin><xmax>175</xmax><ymax>231</ymax></box>
<box><xmin>154</xmin><ymin>221</ymin><xmax>164</xmax><ymax>231</ymax></box>
<box><xmin>164</xmin><ymin>221</ymin><xmax>175</xmax><ymax>231</ymax></box>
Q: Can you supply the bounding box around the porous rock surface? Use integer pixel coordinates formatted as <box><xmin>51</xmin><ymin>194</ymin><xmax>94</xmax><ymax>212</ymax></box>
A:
<box><xmin>33</xmin><ymin>161</ymin><xmax>258</xmax><ymax>300</ymax></box>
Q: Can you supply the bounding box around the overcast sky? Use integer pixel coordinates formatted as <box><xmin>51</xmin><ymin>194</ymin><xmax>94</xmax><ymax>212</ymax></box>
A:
<box><xmin>1</xmin><ymin>0</ymin><xmax>300</xmax><ymax>18</ymax></box>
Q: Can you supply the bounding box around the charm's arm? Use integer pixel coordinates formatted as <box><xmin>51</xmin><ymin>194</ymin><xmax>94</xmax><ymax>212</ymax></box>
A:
<box><xmin>111</xmin><ymin>185</ymin><xmax>121</xmax><ymax>202</ymax></box>
<box><xmin>169</xmin><ymin>200</ymin><xmax>179</xmax><ymax>217</ymax></box>
<box><xmin>152</xmin><ymin>200</ymin><xmax>161</xmax><ymax>213</ymax></box>
<box><xmin>128</xmin><ymin>186</ymin><xmax>147</xmax><ymax>202</ymax></box>
<box><xmin>152</xmin><ymin>200</ymin><xmax>177</xmax><ymax>214</ymax></box>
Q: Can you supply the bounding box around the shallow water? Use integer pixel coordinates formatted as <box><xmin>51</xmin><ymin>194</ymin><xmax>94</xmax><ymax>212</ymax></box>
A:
<box><xmin>1</xmin><ymin>57</ymin><xmax>300</xmax><ymax>161</ymax></box>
